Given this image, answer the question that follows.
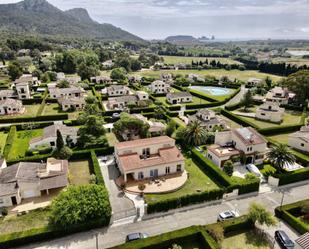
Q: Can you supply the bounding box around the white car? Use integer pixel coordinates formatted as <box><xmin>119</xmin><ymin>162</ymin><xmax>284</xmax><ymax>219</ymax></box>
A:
<box><xmin>246</xmin><ymin>164</ymin><xmax>262</xmax><ymax>177</ymax></box>
<box><xmin>217</xmin><ymin>210</ymin><xmax>239</xmax><ymax>222</ymax></box>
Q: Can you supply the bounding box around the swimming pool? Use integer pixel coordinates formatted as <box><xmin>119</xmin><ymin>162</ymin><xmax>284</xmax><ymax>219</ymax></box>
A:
<box><xmin>188</xmin><ymin>86</ymin><xmax>234</xmax><ymax>96</ymax></box>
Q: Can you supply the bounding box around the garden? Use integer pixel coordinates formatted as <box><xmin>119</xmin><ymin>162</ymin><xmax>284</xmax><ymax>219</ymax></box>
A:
<box><xmin>69</xmin><ymin>160</ymin><xmax>92</xmax><ymax>185</ymax></box>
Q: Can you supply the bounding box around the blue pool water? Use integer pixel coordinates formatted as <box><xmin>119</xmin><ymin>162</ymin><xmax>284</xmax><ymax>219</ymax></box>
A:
<box><xmin>188</xmin><ymin>86</ymin><xmax>233</xmax><ymax>96</ymax></box>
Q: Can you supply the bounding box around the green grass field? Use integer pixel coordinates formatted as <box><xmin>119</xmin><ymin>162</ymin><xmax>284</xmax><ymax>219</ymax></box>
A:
<box><xmin>267</xmin><ymin>132</ymin><xmax>295</xmax><ymax>144</ymax></box>
<box><xmin>42</xmin><ymin>103</ymin><xmax>61</xmax><ymax>115</ymax></box>
<box><xmin>130</xmin><ymin>69</ymin><xmax>283</xmax><ymax>82</ymax></box>
<box><xmin>145</xmin><ymin>158</ymin><xmax>220</xmax><ymax>203</ymax></box>
<box><xmin>162</xmin><ymin>56</ymin><xmax>242</xmax><ymax>65</ymax></box>
<box><xmin>0</xmin><ymin>132</ymin><xmax>8</xmax><ymax>154</ymax></box>
<box><xmin>8</xmin><ymin>129</ymin><xmax>43</xmax><ymax>161</ymax></box>
<box><xmin>222</xmin><ymin>230</ymin><xmax>272</xmax><ymax>249</ymax></box>
<box><xmin>0</xmin><ymin>208</ymin><xmax>50</xmax><ymax>235</ymax></box>
<box><xmin>69</xmin><ymin>160</ymin><xmax>91</xmax><ymax>185</ymax></box>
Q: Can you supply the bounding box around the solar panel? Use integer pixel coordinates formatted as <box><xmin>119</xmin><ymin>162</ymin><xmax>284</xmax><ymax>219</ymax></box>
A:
<box><xmin>237</xmin><ymin>128</ymin><xmax>253</xmax><ymax>141</ymax></box>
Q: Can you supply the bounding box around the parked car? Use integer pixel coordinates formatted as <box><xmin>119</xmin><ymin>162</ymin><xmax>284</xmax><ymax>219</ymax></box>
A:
<box><xmin>112</xmin><ymin>113</ymin><xmax>121</xmax><ymax>118</ymax></box>
<box><xmin>246</xmin><ymin>164</ymin><xmax>262</xmax><ymax>177</ymax></box>
<box><xmin>275</xmin><ymin>230</ymin><xmax>294</xmax><ymax>249</ymax></box>
<box><xmin>126</xmin><ymin>232</ymin><xmax>148</xmax><ymax>242</ymax></box>
<box><xmin>217</xmin><ymin>210</ymin><xmax>238</xmax><ymax>222</ymax></box>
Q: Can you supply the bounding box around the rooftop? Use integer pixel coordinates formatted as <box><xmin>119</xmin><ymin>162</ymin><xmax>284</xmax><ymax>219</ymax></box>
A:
<box><xmin>208</xmin><ymin>145</ymin><xmax>240</xmax><ymax>158</ymax></box>
<box><xmin>233</xmin><ymin>127</ymin><xmax>267</xmax><ymax>145</ymax></box>
<box><xmin>116</xmin><ymin>136</ymin><xmax>174</xmax><ymax>150</ymax></box>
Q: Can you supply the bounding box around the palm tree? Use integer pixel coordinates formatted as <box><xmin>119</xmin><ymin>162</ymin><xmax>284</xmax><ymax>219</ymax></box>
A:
<box><xmin>266</xmin><ymin>144</ymin><xmax>295</xmax><ymax>171</ymax></box>
<box><xmin>182</xmin><ymin>120</ymin><xmax>208</xmax><ymax>146</ymax></box>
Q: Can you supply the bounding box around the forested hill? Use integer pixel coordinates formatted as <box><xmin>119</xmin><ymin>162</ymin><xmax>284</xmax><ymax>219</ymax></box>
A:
<box><xmin>0</xmin><ymin>0</ymin><xmax>142</xmax><ymax>41</ymax></box>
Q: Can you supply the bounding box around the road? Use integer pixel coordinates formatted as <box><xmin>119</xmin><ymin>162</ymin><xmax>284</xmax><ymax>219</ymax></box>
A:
<box><xmin>18</xmin><ymin>183</ymin><xmax>309</xmax><ymax>249</ymax></box>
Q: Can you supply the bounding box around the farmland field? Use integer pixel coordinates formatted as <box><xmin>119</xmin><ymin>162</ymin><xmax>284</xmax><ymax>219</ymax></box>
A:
<box><xmin>162</xmin><ymin>55</ymin><xmax>242</xmax><ymax>65</ymax></box>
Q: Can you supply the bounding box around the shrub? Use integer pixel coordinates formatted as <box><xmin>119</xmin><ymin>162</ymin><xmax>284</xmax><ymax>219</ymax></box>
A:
<box><xmin>222</xmin><ymin>161</ymin><xmax>234</xmax><ymax>176</ymax></box>
<box><xmin>278</xmin><ymin>167</ymin><xmax>309</xmax><ymax>186</ymax></box>
<box><xmin>50</xmin><ymin>185</ymin><xmax>111</xmax><ymax>228</ymax></box>
<box><xmin>207</xmin><ymin>224</ymin><xmax>224</xmax><ymax>244</ymax></box>
<box><xmin>90</xmin><ymin>150</ymin><xmax>105</xmax><ymax>185</ymax></box>
<box><xmin>3</xmin><ymin>126</ymin><xmax>16</xmax><ymax>159</ymax></box>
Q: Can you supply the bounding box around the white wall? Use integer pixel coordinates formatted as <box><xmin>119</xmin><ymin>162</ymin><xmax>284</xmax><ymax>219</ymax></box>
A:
<box><xmin>288</xmin><ymin>137</ymin><xmax>309</xmax><ymax>153</ymax></box>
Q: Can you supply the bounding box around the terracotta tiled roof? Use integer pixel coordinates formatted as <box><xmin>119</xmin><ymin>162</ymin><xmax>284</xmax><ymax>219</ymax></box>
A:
<box><xmin>295</xmin><ymin>232</ymin><xmax>309</xmax><ymax>249</ymax></box>
<box><xmin>115</xmin><ymin>136</ymin><xmax>174</xmax><ymax>150</ymax></box>
<box><xmin>232</xmin><ymin>127</ymin><xmax>267</xmax><ymax>146</ymax></box>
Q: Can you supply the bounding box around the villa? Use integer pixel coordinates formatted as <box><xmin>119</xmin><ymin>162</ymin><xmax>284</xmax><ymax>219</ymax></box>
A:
<box><xmin>256</xmin><ymin>101</ymin><xmax>284</xmax><ymax>123</ymax></box>
<box><xmin>149</xmin><ymin>80</ymin><xmax>170</xmax><ymax>94</ymax></box>
<box><xmin>0</xmin><ymin>98</ymin><xmax>25</xmax><ymax>115</ymax></box>
<box><xmin>288</xmin><ymin>126</ymin><xmax>309</xmax><ymax>154</ymax></box>
<box><xmin>49</xmin><ymin>86</ymin><xmax>86</xmax><ymax>99</ymax></box>
<box><xmin>106</xmin><ymin>91</ymin><xmax>149</xmax><ymax>110</ymax></box>
<box><xmin>0</xmin><ymin>158</ymin><xmax>68</xmax><ymax>207</ymax></box>
<box><xmin>58</xmin><ymin>97</ymin><xmax>85</xmax><ymax>111</ymax></box>
<box><xmin>166</xmin><ymin>92</ymin><xmax>192</xmax><ymax>104</ymax></box>
<box><xmin>29</xmin><ymin>124</ymin><xmax>79</xmax><ymax>149</ymax></box>
<box><xmin>90</xmin><ymin>76</ymin><xmax>112</xmax><ymax>84</ymax></box>
<box><xmin>14</xmin><ymin>74</ymin><xmax>40</xmax><ymax>87</ymax></box>
<box><xmin>115</xmin><ymin>136</ymin><xmax>185</xmax><ymax>182</ymax></box>
<box><xmin>207</xmin><ymin>127</ymin><xmax>267</xmax><ymax>167</ymax></box>
<box><xmin>188</xmin><ymin>109</ymin><xmax>228</xmax><ymax>131</ymax></box>
<box><xmin>15</xmin><ymin>82</ymin><xmax>31</xmax><ymax>99</ymax></box>
<box><xmin>106</xmin><ymin>85</ymin><xmax>130</xmax><ymax>96</ymax></box>
<box><xmin>0</xmin><ymin>90</ymin><xmax>16</xmax><ymax>100</ymax></box>
<box><xmin>247</xmin><ymin>78</ymin><xmax>263</xmax><ymax>87</ymax></box>
<box><xmin>265</xmin><ymin>86</ymin><xmax>294</xmax><ymax>105</ymax></box>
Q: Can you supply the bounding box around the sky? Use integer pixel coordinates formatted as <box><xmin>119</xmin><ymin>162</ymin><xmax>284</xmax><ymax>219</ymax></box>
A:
<box><xmin>1</xmin><ymin>0</ymin><xmax>309</xmax><ymax>40</ymax></box>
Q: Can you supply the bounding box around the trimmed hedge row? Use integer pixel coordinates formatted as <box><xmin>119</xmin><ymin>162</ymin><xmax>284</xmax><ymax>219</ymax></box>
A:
<box><xmin>220</xmin><ymin>109</ymin><xmax>258</xmax><ymax>129</ymax></box>
<box><xmin>21</xmin><ymin>98</ymin><xmax>43</xmax><ymax>105</ymax></box>
<box><xmin>3</xmin><ymin>126</ymin><xmax>16</xmax><ymax>159</ymax></box>
<box><xmin>110</xmin><ymin>226</ymin><xmax>219</xmax><ymax>249</ymax></box>
<box><xmin>90</xmin><ymin>150</ymin><xmax>105</xmax><ymax>185</ymax></box>
<box><xmin>0</xmin><ymin>114</ymin><xmax>68</xmax><ymax>124</ymax></box>
<box><xmin>275</xmin><ymin>200</ymin><xmax>309</xmax><ymax>235</ymax></box>
<box><xmin>278</xmin><ymin>167</ymin><xmax>309</xmax><ymax>186</ymax></box>
<box><xmin>147</xmin><ymin>188</ymin><xmax>224</xmax><ymax>214</ymax></box>
<box><xmin>259</xmin><ymin>123</ymin><xmax>304</xmax><ymax>136</ymax></box>
<box><xmin>0</xmin><ymin>218</ymin><xmax>109</xmax><ymax>249</ymax></box>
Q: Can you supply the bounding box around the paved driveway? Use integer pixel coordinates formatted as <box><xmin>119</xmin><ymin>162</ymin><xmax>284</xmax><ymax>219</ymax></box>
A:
<box><xmin>98</xmin><ymin>156</ymin><xmax>135</xmax><ymax>221</ymax></box>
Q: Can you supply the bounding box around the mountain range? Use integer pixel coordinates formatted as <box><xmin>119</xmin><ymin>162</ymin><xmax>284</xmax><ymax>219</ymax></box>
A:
<box><xmin>0</xmin><ymin>0</ymin><xmax>142</xmax><ymax>41</ymax></box>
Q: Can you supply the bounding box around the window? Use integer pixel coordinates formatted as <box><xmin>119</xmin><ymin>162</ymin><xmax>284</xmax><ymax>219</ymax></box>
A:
<box><xmin>142</xmin><ymin>148</ymin><xmax>150</xmax><ymax>158</ymax></box>
<box><xmin>176</xmin><ymin>164</ymin><xmax>182</xmax><ymax>172</ymax></box>
<box><xmin>138</xmin><ymin>172</ymin><xmax>144</xmax><ymax>180</ymax></box>
<box><xmin>261</xmin><ymin>113</ymin><xmax>266</xmax><ymax>116</ymax></box>
<box><xmin>165</xmin><ymin>167</ymin><xmax>170</xmax><ymax>174</ymax></box>
<box><xmin>301</xmin><ymin>143</ymin><xmax>305</xmax><ymax>147</ymax></box>
<box><xmin>50</xmin><ymin>141</ymin><xmax>55</xmax><ymax>146</ymax></box>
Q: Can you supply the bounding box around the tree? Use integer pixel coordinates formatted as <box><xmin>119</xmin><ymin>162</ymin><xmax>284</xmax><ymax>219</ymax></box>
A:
<box><xmin>241</xmin><ymin>90</ymin><xmax>254</xmax><ymax>111</ymax></box>
<box><xmin>283</xmin><ymin>70</ymin><xmax>309</xmax><ymax>105</ymax></box>
<box><xmin>77</xmin><ymin>62</ymin><xmax>98</xmax><ymax>81</ymax></box>
<box><xmin>55</xmin><ymin>146</ymin><xmax>73</xmax><ymax>160</ymax></box>
<box><xmin>110</xmin><ymin>67</ymin><xmax>127</xmax><ymax>82</ymax></box>
<box><xmin>113</xmin><ymin>113</ymin><xmax>150</xmax><ymax>141</ymax></box>
<box><xmin>130</xmin><ymin>59</ymin><xmax>142</xmax><ymax>71</ymax></box>
<box><xmin>57</xmin><ymin>80</ymin><xmax>70</xmax><ymax>88</ymax></box>
<box><xmin>247</xmin><ymin>202</ymin><xmax>277</xmax><ymax>227</ymax></box>
<box><xmin>181</xmin><ymin>120</ymin><xmax>208</xmax><ymax>146</ymax></box>
<box><xmin>267</xmin><ymin>144</ymin><xmax>295</xmax><ymax>171</ymax></box>
<box><xmin>265</xmin><ymin>76</ymin><xmax>272</xmax><ymax>89</ymax></box>
<box><xmin>165</xmin><ymin>120</ymin><xmax>176</xmax><ymax>136</ymax></box>
<box><xmin>223</xmin><ymin>160</ymin><xmax>234</xmax><ymax>176</ymax></box>
<box><xmin>8</xmin><ymin>61</ymin><xmax>22</xmax><ymax>80</ymax></box>
<box><xmin>50</xmin><ymin>185</ymin><xmax>111</xmax><ymax>228</ymax></box>
<box><xmin>78</xmin><ymin>115</ymin><xmax>107</xmax><ymax>148</ymax></box>
<box><xmin>56</xmin><ymin>130</ymin><xmax>64</xmax><ymax>151</ymax></box>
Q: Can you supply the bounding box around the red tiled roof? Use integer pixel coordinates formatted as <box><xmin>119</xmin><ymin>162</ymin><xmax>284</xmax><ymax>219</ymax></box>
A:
<box><xmin>115</xmin><ymin>136</ymin><xmax>174</xmax><ymax>150</ymax></box>
<box><xmin>118</xmin><ymin>146</ymin><xmax>184</xmax><ymax>172</ymax></box>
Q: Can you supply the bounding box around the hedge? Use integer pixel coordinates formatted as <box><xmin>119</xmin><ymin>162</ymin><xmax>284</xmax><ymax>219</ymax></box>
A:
<box><xmin>146</xmin><ymin>188</ymin><xmax>224</xmax><ymax>214</ymax></box>
<box><xmin>90</xmin><ymin>150</ymin><xmax>105</xmax><ymax>185</ymax></box>
<box><xmin>220</xmin><ymin>109</ymin><xmax>259</xmax><ymax>129</ymax></box>
<box><xmin>0</xmin><ymin>114</ymin><xmax>68</xmax><ymax>124</ymax></box>
<box><xmin>278</xmin><ymin>167</ymin><xmax>309</xmax><ymax>186</ymax></box>
<box><xmin>0</xmin><ymin>219</ymin><xmax>109</xmax><ymax>249</ymax></box>
<box><xmin>110</xmin><ymin>226</ymin><xmax>219</xmax><ymax>249</ymax></box>
<box><xmin>259</xmin><ymin>124</ymin><xmax>304</xmax><ymax>136</ymax></box>
<box><xmin>275</xmin><ymin>200</ymin><xmax>309</xmax><ymax>235</ymax></box>
<box><xmin>21</xmin><ymin>98</ymin><xmax>43</xmax><ymax>105</ymax></box>
<box><xmin>2</xmin><ymin>126</ymin><xmax>16</xmax><ymax>159</ymax></box>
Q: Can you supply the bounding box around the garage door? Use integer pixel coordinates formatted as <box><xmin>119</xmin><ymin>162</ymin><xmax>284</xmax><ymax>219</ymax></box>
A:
<box><xmin>23</xmin><ymin>190</ymin><xmax>37</xmax><ymax>198</ymax></box>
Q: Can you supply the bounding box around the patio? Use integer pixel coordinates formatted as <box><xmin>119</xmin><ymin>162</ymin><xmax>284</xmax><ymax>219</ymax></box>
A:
<box><xmin>116</xmin><ymin>171</ymin><xmax>188</xmax><ymax>194</ymax></box>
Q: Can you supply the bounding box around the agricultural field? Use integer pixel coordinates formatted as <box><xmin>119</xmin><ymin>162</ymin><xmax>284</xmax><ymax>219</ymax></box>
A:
<box><xmin>130</xmin><ymin>69</ymin><xmax>283</xmax><ymax>82</ymax></box>
<box><xmin>272</xmin><ymin>57</ymin><xmax>309</xmax><ymax>66</ymax></box>
<box><xmin>8</xmin><ymin>129</ymin><xmax>43</xmax><ymax>161</ymax></box>
<box><xmin>162</xmin><ymin>55</ymin><xmax>242</xmax><ymax>65</ymax></box>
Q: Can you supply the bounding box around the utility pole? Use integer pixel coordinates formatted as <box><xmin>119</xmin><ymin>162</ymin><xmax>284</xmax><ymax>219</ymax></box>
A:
<box><xmin>95</xmin><ymin>233</ymin><xmax>99</xmax><ymax>249</ymax></box>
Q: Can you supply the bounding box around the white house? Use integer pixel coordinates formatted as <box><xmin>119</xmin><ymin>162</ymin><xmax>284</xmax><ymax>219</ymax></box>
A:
<box><xmin>58</xmin><ymin>97</ymin><xmax>85</xmax><ymax>111</ymax></box>
<box><xmin>90</xmin><ymin>76</ymin><xmax>112</xmax><ymax>84</ymax></box>
<box><xmin>29</xmin><ymin>124</ymin><xmax>79</xmax><ymax>149</ymax></box>
<box><xmin>247</xmin><ymin>78</ymin><xmax>263</xmax><ymax>87</ymax></box>
<box><xmin>132</xmin><ymin>114</ymin><xmax>166</xmax><ymax>135</ymax></box>
<box><xmin>16</xmin><ymin>82</ymin><xmax>31</xmax><ymax>99</ymax></box>
<box><xmin>115</xmin><ymin>136</ymin><xmax>185</xmax><ymax>182</ymax></box>
<box><xmin>288</xmin><ymin>126</ymin><xmax>309</xmax><ymax>153</ymax></box>
<box><xmin>106</xmin><ymin>85</ymin><xmax>130</xmax><ymax>96</ymax></box>
<box><xmin>102</xmin><ymin>60</ymin><xmax>114</xmax><ymax>69</ymax></box>
<box><xmin>166</xmin><ymin>92</ymin><xmax>192</xmax><ymax>104</ymax></box>
<box><xmin>149</xmin><ymin>80</ymin><xmax>170</xmax><ymax>94</ymax></box>
<box><xmin>0</xmin><ymin>90</ymin><xmax>17</xmax><ymax>100</ymax></box>
<box><xmin>0</xmin><ymin>158</ymin><xmax>68</xmax><ymax>207</ymax></box>
<box><xmin>107</xmin><ymin>95</ymin><xmax>138</xmax><ymax>110</ymax></box>
<box><xmin>49</xmin><ymin>86</ymin><xmax>86</xmax><ymax>99</ymax></box>
<box><xmin>265</xmin><ymin>86</ymin><xmax>292</xmax><ymax>105</ymax></box>
<box><xmin>256</xmin><ymin>101</ymin><xmax>284</xmax><ymax>123</ymax></box>
<box><xmin>15</xmin><ymin>74</ymin><xmax>40</xmax><ymax>87</ymax></box>
<box><xmin>207</xmin><ymin>127</ymin><xmax>267</xmax><ymax>167</ymax></box>
<box><xmin>0</xmin><ymin>98</ymin><xmax>25</xmax><ymax>115</ymax></box>
<box><xmin>136</xmin><ymin>91</ymin><xmax>149</xmax><ymax>101</ymax></box>
<box><xmin>188</xmin><ymin>109</ymin><xmax>228</xmax><ymax>131</ymax></box>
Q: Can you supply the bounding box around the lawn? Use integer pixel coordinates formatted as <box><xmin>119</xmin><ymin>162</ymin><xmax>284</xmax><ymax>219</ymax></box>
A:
<box><xmin>8</xmin><ymin>129</ymin><xmax>43</xmax><ymax>161</ymax></box>
<box><xmin>267</xmin><ymin>132</ymin><xmax>295</xmax><ymax>144</ymax></box>
<box><xmin>145</xmin><ymin>158</ymin><xmax>220</xmax><ymax>203</ymax></box>
<box><xmin>42</xmin><ymin>103</ymin><xmax>61</xmax><ymax>115</ymax></box>
<box><xmin>0</xmin><ymin>105</ymin><xmax>41</xmax><ymax>119</ymax></box>
<box><xmin>69</xmin><ymin>160</ymin><xmax>91</xmax><ymax>185</ymax></box>
<box><xmin>162</xmin><ymin>56</ymin><xmax>242</xmax><ymax>65</ymax></box>
<box><xmin>233</xmin><ymin>109</ymin><xmax>303</xmax><ymax>129</ymax></box>
<box><xmin>172</xmin><ymin>117</ymin><xmax>186</xmax><ymax>128</ymax></box>
<box><xmin>220</xmin><ymin>116</ymin><xmax>242</xmax><ymax>129</ymax></box>
<box><xmin>130</xmin><ymin>69</ymin><xmax>283</xmax><ymax>82</ymax></box>
<box><xmin>0</xmin><ymin>132</ymin><xmax>8</xmax><ymax>154</ymax></box>
<box><xmin>106</xmin><ymin>132</ymin><xmax>119</xmax><ymax>147</ymax></box>
<box><xmin>0</xmin><ymin>208</ymin><xmax>50</xmax><ymax>235</ymax></box>
<box><xmin>221</xmin><ymin>230</ymin><xmax>272</xmax><ymax>249</ymax></box>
